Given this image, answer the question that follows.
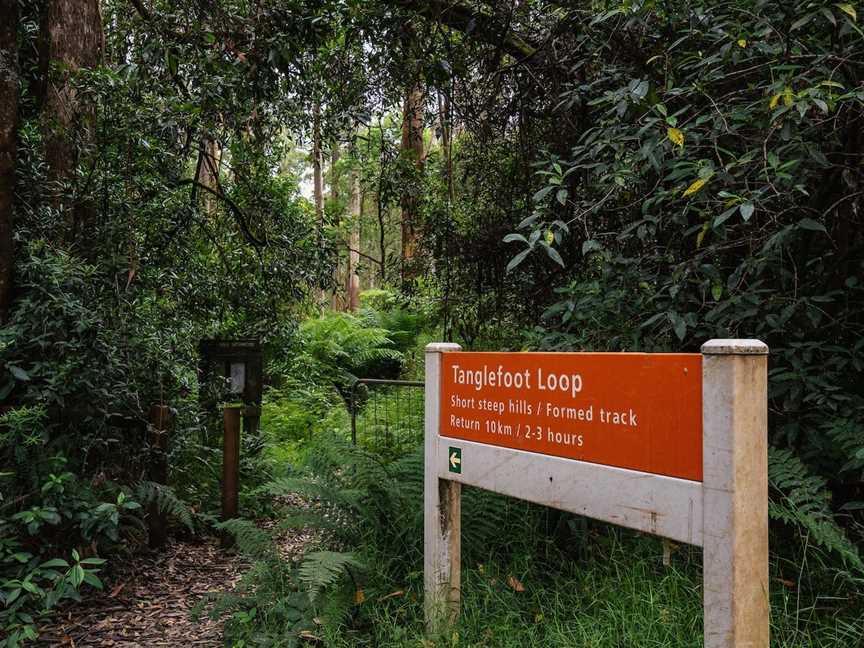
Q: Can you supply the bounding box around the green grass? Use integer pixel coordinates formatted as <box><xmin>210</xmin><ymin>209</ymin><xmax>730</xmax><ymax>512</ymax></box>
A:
<box><xmin>323</xmin><ymin>531</ymin><xmax>864</xmax><ymax>648</ymax></box>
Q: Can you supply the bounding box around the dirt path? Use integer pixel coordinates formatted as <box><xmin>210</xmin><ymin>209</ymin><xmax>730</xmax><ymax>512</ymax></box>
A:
<box><xmin>36</xmin><ymin>539</ymin><xmax>247</xmax><ymax>647</ymax></box>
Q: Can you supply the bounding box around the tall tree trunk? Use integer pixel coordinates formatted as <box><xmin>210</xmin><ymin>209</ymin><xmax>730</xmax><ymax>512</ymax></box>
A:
<box><xmin>329</xmin><ymin>142</ymin><xmax>341</xmax><ymax>205</ymax></box>
<box><xmin>0</xmin><ymin>0</ymin><xmax>17</xmax><ymax>323</ymax></box>
<box><xmin>400</xmin><ymin>83</ymin><xmax>425</xmax><ymax>285</ymax></box>
<box><xmin>40</xmin><ymin>0</ymin><xmax>104</xmax><ymax>241</ymax></box>
<box><xmin>345</xmin><ymin>164</ymin><xmax>362</xmax><ymax>311</ymax></box>
<box><xmin>196</xmin><ymin>138</ymin><xmax>221</xmax><ymax>215</ymax></box>
<box><xmin>439</xmin><ymin>89</ymin><xmax>454</xmax><ymax>339</ymax></box>
<box><xmin>312</xmin><ymin>101</ymin><xmax>324</xmax><ymax>225</ymax></box>
<box><xmin>329</xmin><ymin>142</ymin><xmax>344</xmax><ymax>310</ymax></box>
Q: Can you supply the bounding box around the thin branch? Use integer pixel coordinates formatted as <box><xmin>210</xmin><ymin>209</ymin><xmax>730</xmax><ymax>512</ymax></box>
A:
<box><xmin>345</xmin><ymin>245</ymin><xmax>382</xmax><ymax>266</ymax></box>
<box><xmin>176</xmin><ymin>179</ymin><xmax>266</xmax><ymax>247</ymax></box>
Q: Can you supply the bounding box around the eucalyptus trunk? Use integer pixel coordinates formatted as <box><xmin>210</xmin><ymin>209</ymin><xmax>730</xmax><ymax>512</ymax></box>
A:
<box><xmin>40</xmin><ymin>0</ymin><xmax>104</xmax><ymax>242</ymax></box>
<box><xmin>312</xmin><ymin>101</ymin><xmax>324</xmax><ymax>225</ymax></box>
<box><xmin>346</xmin><ymin>165</ymin><xmax>362</xmax><ymax>311</ymax></box>
<box><xmin>400</xmin><ymin>83</ymin><xmax>425</xmax><ymax>285</ymax></box>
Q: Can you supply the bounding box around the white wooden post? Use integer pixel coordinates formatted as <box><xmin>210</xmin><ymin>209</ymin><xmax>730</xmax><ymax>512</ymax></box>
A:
<box><xmin>424</xmin><ymin>342</ymin><xmax>462</xmax><ymax>635</ymax></box>
<box><xmin>702</xmin><ymin>339</ymin><xmax>770</xmax><ymax>648</ymax></box>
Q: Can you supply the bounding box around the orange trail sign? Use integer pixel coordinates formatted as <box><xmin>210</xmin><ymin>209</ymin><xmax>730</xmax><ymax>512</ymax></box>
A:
<box><xmin>440</xmin><ymin>352</ymin><xmax>703</xmax><ymax>481</ymax></box>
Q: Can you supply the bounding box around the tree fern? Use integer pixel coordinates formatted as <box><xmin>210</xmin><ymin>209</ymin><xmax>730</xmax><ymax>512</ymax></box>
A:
<box><xmin>768</xmin><ymin>446</ymin><xmax>862</xmax><ymax>571</ymax></box>
<box><xmin>298</xmin><ymin>312</ymin><xmax>404</xmax><ymax>385</ymax></box>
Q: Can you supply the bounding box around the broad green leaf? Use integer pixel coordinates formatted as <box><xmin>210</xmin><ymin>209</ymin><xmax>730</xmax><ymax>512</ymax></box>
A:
<box><xmin>682</xmin><ymin>177</ymin><xmax>708</xmax><ymax>197</ymax></box>
<box><xmin>791</xmin><ymin>14</ymin><xmax>814</xmax><ymax>30</ymax></box>
<box><xmin>739</xmin><ymin>203</ymin><xmax>755</xmax><ymax>221</ymax></box>
<box><xmin>517</xmin><ymin>215</ymin><xmax>537</xmax><ymax>229</ymax></box>
<box><xmin>798</xmin><ymin>218</ymin><xmax>827</xmax><ymax>233</ymax></box>
<box><xmin>39</xmin><ymin>559</ymin><xmax>70</xmax><ymax>569</ymax></box>
<box><xmin>532</xmin><ymin>185</ymin><xmax>554</xmax><ymax>202</ymax></box>
<box><xmin>70</xmin><ymin>564</ymin><xmax>85</xmax><ymax>588</ymax></box>
<box><xmin>582</xmin><ymin>240</ymin><xmax>602</xmax><ymax>255</ymax></box>
<box><xmin>667</xmin><ymin>312</ymin><xmax>687</xmax><ymax>340</ymax></box>
<box><xmin>9</xmin><ymin>366</ymin><xmax>30</xmax><ymax>381</ymax></box>
<box><xmin>715</xmin><ymin>206</ymin><xmax>738</xmax><ymax>227</ymax></box>
<box><xmin>506</xmin><ymin>248</ymin><xmax>531</xmax><ymax>272</ymax></box>
<box><xmin>556</xmin><ymin>188</ymin><xmax>568</xmax><ymax>205</ymax></box>
<box><xmin>543</xmin><ymin>245</ymin><xmax>565</xmax><ymax>268</ymax></box>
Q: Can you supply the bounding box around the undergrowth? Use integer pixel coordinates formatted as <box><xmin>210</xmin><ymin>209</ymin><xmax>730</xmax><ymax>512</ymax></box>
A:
<box><xmin>214</xmin><ymin>429</ymin><xmax>864</xmax><ymax>647</ymax></box>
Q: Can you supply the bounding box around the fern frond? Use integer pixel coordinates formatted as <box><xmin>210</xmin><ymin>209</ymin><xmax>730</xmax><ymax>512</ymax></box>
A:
<box><xmin>823</xmin><ymin>417</ymin><xmax>864</xmax><ymax>479</ymax></box>
<box><xmin>298</xmin><ymin>551</ymin><xmax>364</xmax><ymax>602</ymax></box>
<box><xmin>134</xmin><ymin>481</ymin><xmax>195</xmax><ymax>531</ymax></box>
<box><xmin>218</xmin><ymin>518</ymin><xmax>275</xmax><ymax>560</ymax></box>
<box><xmin>768</xmin><ymin>447</ymin><xmax>863</xmax><ymax>571</ymax></box>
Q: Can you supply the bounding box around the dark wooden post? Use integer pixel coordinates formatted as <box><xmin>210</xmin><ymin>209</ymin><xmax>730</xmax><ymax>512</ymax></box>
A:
<box><xmin>222</xmin><ymin>406</ymin><xmax>241</xmax><ymax>546</ymax></box>
<box><xmin>242</xmin><ymin>405</ymin><xmax>261</xmax><ymax>437</ymax></box>
<box><xmin>147</xmin><ymin>404</ymin><xmax>172</xmax><ymax>549</ymax></box>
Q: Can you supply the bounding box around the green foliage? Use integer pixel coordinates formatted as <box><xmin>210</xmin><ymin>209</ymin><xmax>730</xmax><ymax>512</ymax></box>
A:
<box><xmin>769</xmin><ymin>447</ymin><xmax>862</xmax><ymax>571</ymax></box>
<box><xmin>0</xmin><ymin>539</ymin><xmax>107</xmax><ymax>647</ymax></box>
<box><xmin>299</xmin><ymin>312</ymin><xmax>404</xmax><ymax>390</ymax></box>
<box><xmin>231</xmin><ymin>433</ymin><xmax>864</xmax><ymax>647</ymax></box>
<box><xmin>219</xmin><ymin>518</ymin><xmax>277</xmax><ymax>561</ymax></box>
<box><xmin>358</xmin><ymin>289</ymin><xmax>397</xmax><ymax>312</ymax></box>
<box><xmin>207</xmin><ymin>515</ymin><xmax>363</xmax><ymax>645</ymax></box>
<box><xmin>134</xmin><ymin>481</ymin><xmax>196</xmax><ymax>534</ymax></box>
<box><xmin>299</xmin><ymin>551</ymin><xmax>364</xmax><ymax>603</ymax></box>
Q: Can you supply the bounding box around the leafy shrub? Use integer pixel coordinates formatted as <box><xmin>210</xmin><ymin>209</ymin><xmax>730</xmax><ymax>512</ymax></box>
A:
<box><xmin>358</xmin><ymin>289</ymin><xmax>397</xmax><ymax>312</ymax></box>
<box><xmin>0</xmin><ymin>406</ymin><xmax>177</xmax><ymax>645</ymax></box>
<box><xmin>0</xmin><ymin>546</ymin><xmax>106</xmax><ymax>648</ymax></box>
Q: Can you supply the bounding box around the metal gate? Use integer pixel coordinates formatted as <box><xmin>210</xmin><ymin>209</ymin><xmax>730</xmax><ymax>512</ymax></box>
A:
<box><xmin>349</xmin><ymin>378</ymin><xmax>424</xmax><ymax>456</ymax></box>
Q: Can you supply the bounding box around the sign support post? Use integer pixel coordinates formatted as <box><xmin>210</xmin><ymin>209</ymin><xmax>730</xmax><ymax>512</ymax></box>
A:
<box><xmin>424</xmin><ymin>342</ymin><xmax>462</xmax><ymax>635</ymax></box>
<box><xmin>701</xmin><ymin>339</ymin><xmax>769</xmax><ymax>648</ymax></box>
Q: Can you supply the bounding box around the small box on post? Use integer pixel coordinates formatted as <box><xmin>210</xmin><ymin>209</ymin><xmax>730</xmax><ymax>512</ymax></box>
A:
<box><xmin>198</xmin><ymin>338</ymin><xmax>263</xmax><ymax>419</ymax></box>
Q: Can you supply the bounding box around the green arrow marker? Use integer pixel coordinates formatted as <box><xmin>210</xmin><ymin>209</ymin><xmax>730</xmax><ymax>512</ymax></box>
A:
<box><xmin>449</xmin><ymin>447</ymin><xmax>462</xmax><ymax>474</ymax></box>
